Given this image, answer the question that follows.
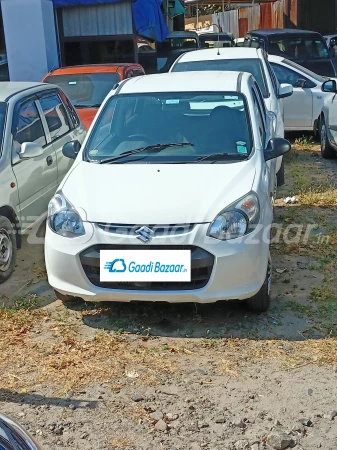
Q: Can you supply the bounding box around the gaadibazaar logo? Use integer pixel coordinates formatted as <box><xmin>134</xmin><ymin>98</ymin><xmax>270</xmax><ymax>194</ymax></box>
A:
<box><xmin>100</xmin><ymin>250</ymin><xmax>191</xmax><ymax>282</ymax></box>
<box><xmin>104</xmin><ymin>258</ymin><xmax>188</xmax><ymax>274</ymax></box>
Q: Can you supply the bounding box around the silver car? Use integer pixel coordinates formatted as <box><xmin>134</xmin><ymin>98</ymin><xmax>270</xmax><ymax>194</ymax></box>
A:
<box><xmin>0</xmin><ymin>82</ymin><xmax>86</xmax><ymax>283</ymax></box>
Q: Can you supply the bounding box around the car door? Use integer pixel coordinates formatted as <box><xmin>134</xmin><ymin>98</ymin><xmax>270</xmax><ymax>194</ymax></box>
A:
<box><xmin>11</xmin><ymin>95</ymin><xmax>58</xmax><ymax>226</ymax></box>
<box><xmin>270</xmin><ymin>62</ymin><xmax>314</xmax><ymax>128</ymax></box>
<box><xmin>37</xmin><ymin>89</ymin><xmax>86</xmax><ymax>183</ymax></box>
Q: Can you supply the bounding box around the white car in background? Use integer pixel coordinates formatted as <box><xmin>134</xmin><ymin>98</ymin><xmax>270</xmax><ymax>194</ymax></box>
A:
<box><xmin>45</xmin><ymin>71</ymin><xmax>291</xmax><ymax>312</ymax></box>
<box><xmin>268</xmin><ymin>55</ymin><xmax>335</xmax><ymax>135</ymax></box>
<box><xmin>169</xmin><ymin>47</ymin><xmax>293</xmax><ymax>185</ymax></box>
<box><xmin>319</xmin><ymin>79</ymin><xmax>337</xmax><ymax>158</ymax></box>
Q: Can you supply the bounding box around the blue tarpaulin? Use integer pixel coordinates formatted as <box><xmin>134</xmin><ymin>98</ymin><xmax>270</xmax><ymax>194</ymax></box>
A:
<box><xmin>51</xmin><ymin>0</ymin><xmax>169</xmax><ymax>42</ymax></box>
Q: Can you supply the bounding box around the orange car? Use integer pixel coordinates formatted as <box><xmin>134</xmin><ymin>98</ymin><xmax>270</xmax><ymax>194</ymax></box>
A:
<box><xmin>42</xmin><ymin>64</ymin><xmax>145</xmax><ymax>129</ymax></box>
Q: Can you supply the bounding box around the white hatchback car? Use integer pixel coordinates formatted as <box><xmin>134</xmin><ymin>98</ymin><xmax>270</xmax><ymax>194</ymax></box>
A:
<box><xmin>45</xmin><ymin>71</ymin><xmax>290</xmax><ymax>312</ymax></box>
<box><xmin>169</xmin><ymin>47</ymin><xmax>293</xmax><ymax>185</ymax></box>
<box><xmin>0</xmin><ymin>82</ymin><xmax>86</xmax><ymax>283</ymax></box>
<box><xmin>268</xmin><ymin>54</ymin><xmax>334</xmax><ymax>134</ymax></box>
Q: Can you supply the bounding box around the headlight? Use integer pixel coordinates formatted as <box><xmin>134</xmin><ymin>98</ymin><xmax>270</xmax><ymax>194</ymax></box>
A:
<box><xmin>207</xmin><ymin>193</ymin><xmax>260</xmax><ymax>240</ymax></box>
<box><xmin>48</xmin><ymin>192</ymin><xmax>85</xmax><ymax>238</ymax></box>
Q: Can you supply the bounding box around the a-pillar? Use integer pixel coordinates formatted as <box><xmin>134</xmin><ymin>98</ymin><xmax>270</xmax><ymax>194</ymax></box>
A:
<box><xmin>1</xmin><ymin>0</ymin><xmax>59</xmax><ymax>81</ymax></box>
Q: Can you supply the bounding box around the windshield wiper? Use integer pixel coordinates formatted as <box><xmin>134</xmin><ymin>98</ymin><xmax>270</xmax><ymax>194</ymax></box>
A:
<box><xmin>74</xmin><ymin>104</ymin><xmax>101</xmax><ymax>108</ymax></box>
<box><xmin>99</xmin><ymin>143</ymin><xmax>194</xmax><ymax>164</ymax></box>
<box><xmin>195</xmin><ymin>153</ymin><xmax>249</xmax><ymax>162</ymax></box>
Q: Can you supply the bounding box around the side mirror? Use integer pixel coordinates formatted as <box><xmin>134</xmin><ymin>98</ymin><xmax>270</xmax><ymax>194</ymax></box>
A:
<box><xmin>20</xmin><ymin>142</ymin><xmax>44</xmax><ymax>159</ymax></box>
<box><xmin>322</xmin><ymin>79</ymin><xmax>337</xmax><ymax>93</ymax></box>
<box><xmin>264</xmin><ymin>137</ymin><xmax>291</xmax><ymax>161</ymax></box>
<box><xmin>62</xmin><ymin>140</ymin><xmax>81</xmax><ymax>159</ymax></box>
<box><xmin>278</xmin><ymin>83</ymin><xmax>293</xmax><ymax>99</ymax></box>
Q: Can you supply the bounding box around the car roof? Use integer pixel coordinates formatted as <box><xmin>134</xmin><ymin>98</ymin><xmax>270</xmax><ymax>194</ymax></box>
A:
<box><xmin>175</xmin><ymin>47</ymin><xmax>260</xmax><ymax>63</ymax></box>
<box><xmin>116</xmin><ymin>71</ymin><xmax>250</xmax><ymax>95</ymax></box>
<box><xmin>0</xmin><ymin>82</ymin><xmax>48</xmax><ymax>101</ymax></box>
<box><xmin>249</xmin><ymin>28</ymin><xmax>323</xmax><ymax>37</ymax></box>
<box><xmin>46</xmin><ymin>64</ymin><xmax>143</xmax><ymax>76</ymax></box>
<box><xmin>267</xmin><ymin>54</ymin><xmax>286</xmax><ymax>64</ymax></box>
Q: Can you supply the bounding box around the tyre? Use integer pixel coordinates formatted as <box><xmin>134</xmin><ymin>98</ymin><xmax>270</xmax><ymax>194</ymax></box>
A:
<box><xmin>276</xmin><ymin>159</ymin><xmax>285</xmax><ymax>187</ymax></box>
<box><xmin>0</xmin><ymin>215</ymin><xmax>17</xmax><ymax>284</ymax></box>
<box><xmin>54</xmin><ymin>289</ymin><xmax>78</xmax><ymax>303</ymax></box>
<box><xmin>246</xmin><ymin>257</ymin><xmax>271</xmax><ymax>313</ymax></box>
<box><xmin>320</xmin><ymin>117</ymin><xmax>336</xmax><ymax>159</ymax></box>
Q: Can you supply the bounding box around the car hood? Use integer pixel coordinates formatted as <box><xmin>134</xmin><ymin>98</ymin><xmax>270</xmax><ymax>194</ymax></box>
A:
<box><xmin>62</xmin><ymin>161</ymin><xmax>256</xmax><ymax>224</ymax></box>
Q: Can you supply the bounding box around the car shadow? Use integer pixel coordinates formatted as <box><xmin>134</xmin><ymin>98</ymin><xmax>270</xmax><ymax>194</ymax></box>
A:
<box><xmin>0</xmin><ymin>389</ymin><xmax>97</xmax><ymax>409</ymax></box>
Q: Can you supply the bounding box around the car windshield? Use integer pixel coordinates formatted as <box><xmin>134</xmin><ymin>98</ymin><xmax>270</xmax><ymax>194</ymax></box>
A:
<box><xmin>269</xmin><ymin>37</ymin><xmax>329</xmax><ymax>60</ymax></box>
<box><xmin>44</xmin><ymin>73</ymin><xmax>121</xmax><ymax>108</ymax></box>
<box><xmin>85</xmin><ymin>92</ymin><xmax>252</xmax><ymax>164</ymax></box>
<box><xmin>281</xmin><ymin>58</ymin><xmax>326</xmax><ymax>82</ymax></box>
<box><xmin>0</xmin><ymin>102</ymin><xmax>6</xmax><ymax>157</ymax></box>
<box><xmin>171</xmin><ymin>58</ymin><xmax>269</xmax><ymax>98</ymax></box>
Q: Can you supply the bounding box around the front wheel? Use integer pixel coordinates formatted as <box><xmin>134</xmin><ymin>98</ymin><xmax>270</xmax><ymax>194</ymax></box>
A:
<box><xmin>321</xmin><ymin>118</ymin><xmax>336</xmax><ymax>159</ymax></box>
<box><xmin>246</xmin><ymin>257</ymin><xmax>271</xmax><ymax>313</ymax></box>
<box><xmin>0</xmin><ymin>216</ymin><xmax>17</xmax><ymax>284</ymax></box>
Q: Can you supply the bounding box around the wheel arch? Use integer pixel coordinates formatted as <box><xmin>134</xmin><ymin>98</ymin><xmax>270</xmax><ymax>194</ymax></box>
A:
<box><xmin>0</xmin><ymin>205</ymin><xmax>21</xmax><ymax>249</ymax></box>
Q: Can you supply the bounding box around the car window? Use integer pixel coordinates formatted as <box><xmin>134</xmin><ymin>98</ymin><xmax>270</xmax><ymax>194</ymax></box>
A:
<box><xmin>254</xmin><ymin>82</ymin><xmax>267</xmax><ymax>119</ymax></box>
<box><xmin>39</xmin><ymin>93</ymin><xmax>71</xmax><ymax>142</ymax></box>
<box><xmin>58</xmin><ymin>89</ymin><xmax>80</xmax><ymax>128</ymax></box>
<box><xmin>172</xmin><ymin>58</ymin><xmax>269</xmax><ymax>98</ymax></box>
<box><xmin>269</xmin><ymin>37</ymin><xmax>329</xmax><ymax>60</ymax></box>
<box><xmin>85</xmin><ymin>91</ymin><xmax>252</xmax><ymax>163</ymax></box>
<box><xmin>252</xmin><ymin>89</ymin><xmax>266</xmax><ymax>145</ymax></box>
<box><xmin>270</xmin><ymin>62</ymin><xmax>315</xmax><ymax>89</ymax></box>
<box><xmin>13</xmin><ymin>99</ymin><xmax>46</xmax><ymax>148</ymax></box>
<box><xmin>44</xmin><ymin>72</ymin><xmax>121</xmax><ymax>108</ymax></box>
<box><xmin>281</xmin><ymin>58</ymin><xmax>325</xmax><ymax>83</ymax></box>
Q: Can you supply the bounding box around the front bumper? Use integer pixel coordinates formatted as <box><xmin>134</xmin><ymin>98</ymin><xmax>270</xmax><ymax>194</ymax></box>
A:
<box><xmin>45</xmin><ymin>222</ymin><xmax>271</xmax><ymax>303</ymax></box>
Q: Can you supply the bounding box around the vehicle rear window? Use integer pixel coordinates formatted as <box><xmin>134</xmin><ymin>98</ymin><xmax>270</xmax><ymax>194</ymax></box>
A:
<box><xmin>199</xmin><ymin>35</ymin><xmax>234</xmax><ymax>49</ymax></box>
<box><xmin>171</xmin><ymin>58</ymin><xmax>269</xmax><ymax>98</ymax></box>
<box><xmin>85</xmin><ymin>91</ymin><xmax>252</xmax><ymax>164</ymax></box>
<box><xmin>269</xmin><ymin>37</ymin><xmax>329</xmax><ymax>60</ymax></box>
<box><xmin>44</xmin><ymin>73</ymin><xmax>121</xmax><ymax>108</ymax></box>
<box><xmin>157</xmin><ymin>38</ymin><xmax>199</xmax><ymax>58</ymax></box>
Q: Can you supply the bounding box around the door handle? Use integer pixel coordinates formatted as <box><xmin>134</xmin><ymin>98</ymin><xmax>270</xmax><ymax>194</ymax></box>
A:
<box><xmin>46</xmin><ymin>155</ymin><xmax>53</xmax><ymax>166</ymax></box>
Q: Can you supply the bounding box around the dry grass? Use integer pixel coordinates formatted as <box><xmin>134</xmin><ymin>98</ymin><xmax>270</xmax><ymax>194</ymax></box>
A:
<box><xmin>109</xmin><ymin>437</ymin><xmax>134</xmax><ymax>449</ymax></box>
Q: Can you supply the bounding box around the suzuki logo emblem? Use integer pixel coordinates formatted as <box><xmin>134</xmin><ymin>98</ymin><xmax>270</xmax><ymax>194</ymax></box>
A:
<box><xmin>135</xmin><ymin>226</ymin><xmax>154</xmax><ymax>243</ymax></box>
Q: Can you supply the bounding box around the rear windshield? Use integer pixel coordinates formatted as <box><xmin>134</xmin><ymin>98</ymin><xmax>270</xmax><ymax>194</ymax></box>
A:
<box><xmin>269</xmin><ymin>37</ymin><xmax>329</xmax><ymax>60</ymax></box>
<box><xmin>171</xmin><ymin>58</ymin><xmax>269</xmax><ymax>98</ymax></box>
<box><xmin>199</xmin><ymin>35</ymin><xmax>234</xmax><ymax>48</ymax></box>
<box><xmin>44</xmin><ymin>73</ymin><xmax>121</xmax><ymax>108</ymax></box>
<box><xmin>0</xmin><ymin>102</ymin><xmax>6</xmax><ymax>157</ymax></box>
<box><xmin>157</xmin><ymin>38</ymin><xmax>199</xmax><ymax>58</ymax></box>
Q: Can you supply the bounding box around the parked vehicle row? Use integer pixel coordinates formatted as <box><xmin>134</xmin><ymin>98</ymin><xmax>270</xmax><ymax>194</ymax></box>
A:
<box><xmin>2</xmin><ymin>26</ymin><xmax>337</xmax><ymax>314</ymax></box>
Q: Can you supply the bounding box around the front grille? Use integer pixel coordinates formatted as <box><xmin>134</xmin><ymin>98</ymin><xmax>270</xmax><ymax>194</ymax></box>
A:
<box><xmin>97</xmin><ymin>223</ymin><xmax>195</xmax><ymax>236</ymax></box>
<box><xmin>80</xmin><ymin>244</ymin><xmax>214</xmax><ymax>291</ymax></box>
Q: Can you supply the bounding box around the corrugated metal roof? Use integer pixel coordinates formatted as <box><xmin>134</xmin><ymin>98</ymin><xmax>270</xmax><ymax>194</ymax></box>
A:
<box><xmin>62</xmin><ymin>1</ymin><xmax>133</xmax><ymax>37</ymax></box>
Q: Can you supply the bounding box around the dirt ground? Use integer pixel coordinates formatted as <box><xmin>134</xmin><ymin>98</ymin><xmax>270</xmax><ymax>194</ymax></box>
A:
<box><xmin>1</xmin><ymin>140</ymin><xmax>337</xmax><ymax>450</ymax></box>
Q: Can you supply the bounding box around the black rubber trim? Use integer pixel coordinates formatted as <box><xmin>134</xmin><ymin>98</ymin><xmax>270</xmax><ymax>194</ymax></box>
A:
<box><xmin>237</xmin><ymin>72</ymin><xmax>244</xmax><ymax>92</ymax></box>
